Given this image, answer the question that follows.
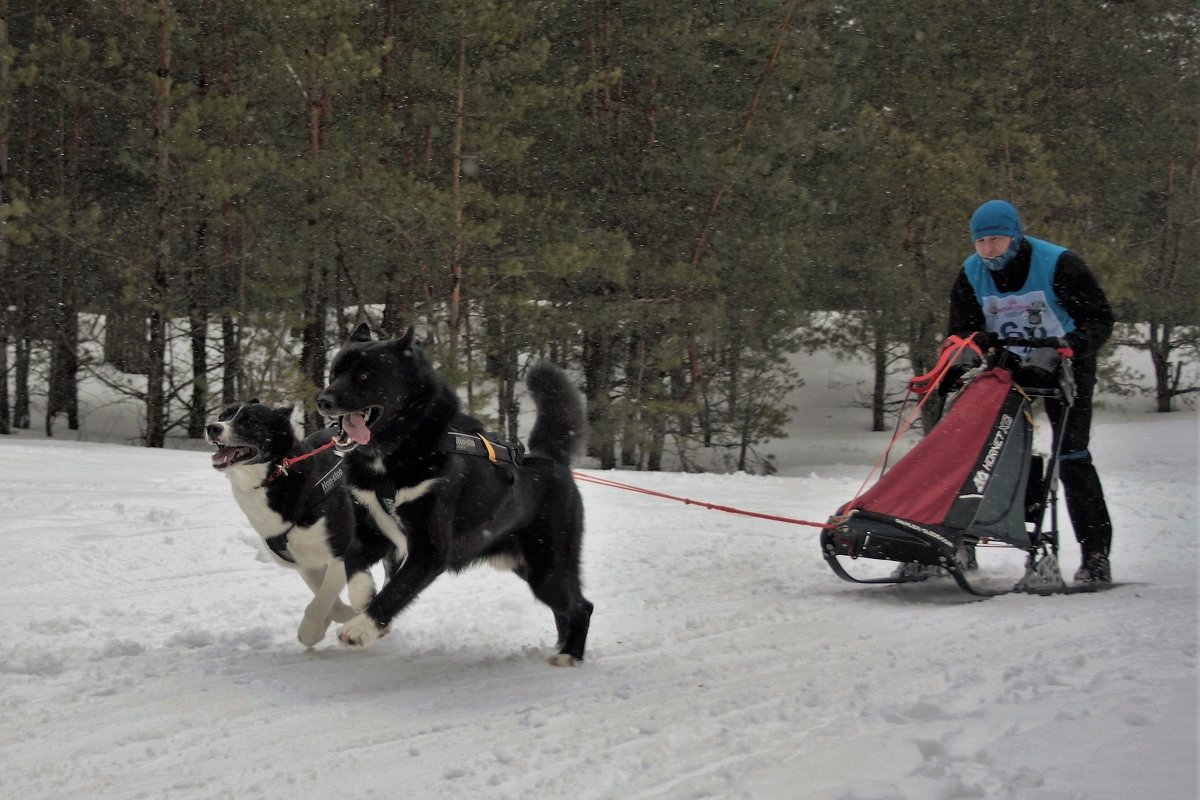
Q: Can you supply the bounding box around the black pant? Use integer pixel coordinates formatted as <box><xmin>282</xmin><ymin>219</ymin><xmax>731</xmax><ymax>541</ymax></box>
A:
<box><xmin>1043</xmin><ymin>360</ymin><xmax>1112</xmax><ymax>557</ymax></box>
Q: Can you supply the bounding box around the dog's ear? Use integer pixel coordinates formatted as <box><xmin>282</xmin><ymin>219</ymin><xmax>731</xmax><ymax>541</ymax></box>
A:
<box><xmin>349</xmin><ymin>322</ymin><xmax>373</xmax><ymax>343</ymax></box>
<box><xmin>396</xmin><ymin>326</ymin><xmax>416</xmax><ymax>352</ymax></box>
<box><xmin>248</xmin><ymin>398</ymin><xmax>260</xmax><ymax>405</ymax></box>
<box><xmin>275</xmin><ymin>404</ymin><xmax>295</xmax><ymax>418</ymax></box>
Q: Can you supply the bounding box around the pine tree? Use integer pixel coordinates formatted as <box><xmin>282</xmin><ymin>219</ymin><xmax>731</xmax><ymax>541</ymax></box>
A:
<box><xmin>1027</xmin><ymin>1</ymin><xmax>1200</xmax><ymax>410</ymax></box>
<box><xmin>799</xmin><ymin>0</ymin><xmax>1068</xmax><ymax>430</ymax></box>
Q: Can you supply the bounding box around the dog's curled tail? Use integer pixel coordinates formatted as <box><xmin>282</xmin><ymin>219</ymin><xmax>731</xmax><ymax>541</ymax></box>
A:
<box><xmin>526</xmin><ymin>361</ymin><xmax>587</xmax><ymax>467</ymax></box>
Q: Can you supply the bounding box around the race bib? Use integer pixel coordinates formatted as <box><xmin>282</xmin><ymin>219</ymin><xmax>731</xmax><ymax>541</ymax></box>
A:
<box><xmin>984</xmin><ymin>290</ymin><xmax>1067</xmax><ymax>342</ymax></box>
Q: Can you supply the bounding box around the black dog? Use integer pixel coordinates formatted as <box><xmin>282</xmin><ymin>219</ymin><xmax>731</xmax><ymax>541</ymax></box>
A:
<box><xmin>206</xmin><ymin>402</ymin><xmax>400</xmax><ymax>646</ymax></box>
<box><xmin>316</xmin><ymin>324</ymin><xmax>594</xmax><ymax>665</ymax></box>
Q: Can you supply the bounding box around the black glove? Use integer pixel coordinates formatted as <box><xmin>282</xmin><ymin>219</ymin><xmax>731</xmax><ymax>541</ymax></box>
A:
<box><xmin>1023</xmin><ymin>346</ymin><xmax>1062</xmax><ymax>376</ymax></box>
<box><xmin>1060</xmin><ymin>333</ymin><xmax>1081</xmax><ymax>357</ymax></box>
<box><xmin>1022</xmin><ymin>335</ymin><xmax>1068</xmax><ymax>350</ymax></box>
<box><xmin>939</xmin><ymin>365</ymin><xmax>970</xmax><ymax>395</ymax></box>
<box><xmin>972</xmin><ymin>331</ymin><xmax>1001</xmax><ymax>351</ymax></box>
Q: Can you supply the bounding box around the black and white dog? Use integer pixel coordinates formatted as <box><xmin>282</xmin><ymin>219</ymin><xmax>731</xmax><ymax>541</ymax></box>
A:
<box><xmin>206</xmin><ymin>402</ymin><xmax>401</xmax><ymax>646</ymax></box>
<box><xmin>316</xmin><ymin>324</ymin><xmax>594</xmax><ymax>665</ymax></box>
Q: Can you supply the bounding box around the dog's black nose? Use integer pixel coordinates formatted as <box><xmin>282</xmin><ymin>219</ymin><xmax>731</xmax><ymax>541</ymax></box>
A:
<box><xmin>205</xmin><ymin>423</ymin><xmax>222</xmax><ymax>441</ymax></box>
<box><xmin>316</xmin><ymin>395</ymin><xmax>335</xmax><ymax>416</ymax></box>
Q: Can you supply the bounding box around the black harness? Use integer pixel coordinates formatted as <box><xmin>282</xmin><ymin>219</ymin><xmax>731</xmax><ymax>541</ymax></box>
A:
<box><xmin>442</xmin><ymin>431</ymin><xmax>525</xmax><ymax>466</ymax></box>
<box><xmin>266</xmin><ymin>430</ymin><xmax>547</xmax><ymax>563</ymax></box>
<box><xmin>442</xmin><ymin>430</ymin><xmax>557</xmax><ymax>470</ymax></box>
<box><xmin>264</xmin><ymin>459</ymin><xmax>347</xmax><ymax>564</ymax></box>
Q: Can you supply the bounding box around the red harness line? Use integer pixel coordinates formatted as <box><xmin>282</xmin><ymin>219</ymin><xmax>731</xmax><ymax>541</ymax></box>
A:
<box><xmin>570</xmin><ymin>336</ymin><xmax>988</xmax><ymax>530</ymax></box>
<box><xmin>572</xmin><ymin>471</ymin><xmax>834</xmax><ymax>529</ymax></box>
<box><xmin>266</xmin><ymin>438</ymin><xmax>339</xmax><ymax>484</ymax></box>
<box><xmin>842</xmin><ymin>333</ymin><xmax>984</xmax><ymax>504</ymax></box>
<box><xmin>271</xmin><ymin>441</ymin><xmax>835</xmax><ymax>529</ymax></box>
<box><xmin>906</xmin><ymin>333</ymin><xmax>982</xmax><ymax>396</ymax></box>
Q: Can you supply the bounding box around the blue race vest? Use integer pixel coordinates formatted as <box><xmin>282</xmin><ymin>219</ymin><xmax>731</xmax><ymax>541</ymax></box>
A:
<box><xmin>963</xmin><ymin>236</ymin><xmax>1076</xmax><ymax>342</ymax></box>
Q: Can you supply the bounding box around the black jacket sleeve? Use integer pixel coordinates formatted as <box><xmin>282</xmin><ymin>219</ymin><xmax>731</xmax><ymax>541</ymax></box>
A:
<box><xmin>947</xmin><ymin>270</ymin><xmax>985</xmax><ymax>340</ymax></box>
<box><xmin>1052</xmin><ymin>251</ymin><xmax>1113</xmax><ymax>360</ymax></box>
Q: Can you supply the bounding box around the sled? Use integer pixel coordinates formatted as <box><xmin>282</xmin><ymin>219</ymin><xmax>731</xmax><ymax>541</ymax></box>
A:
<box><xmin>821</xmin><ymin>340</ymin><xmax>1088</xmax><ymax>598</ymax></box>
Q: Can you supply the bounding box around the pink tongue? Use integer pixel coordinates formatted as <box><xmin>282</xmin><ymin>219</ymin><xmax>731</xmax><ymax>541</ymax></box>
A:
<box><xmin>342</xmin><ymin>412</ymin><xmax>372</xmax><ymax>445</ymax></box>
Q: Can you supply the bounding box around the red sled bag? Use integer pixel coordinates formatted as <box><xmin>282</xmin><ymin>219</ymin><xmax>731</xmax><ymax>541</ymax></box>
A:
<box><xmin>842</xmin><ymin>367</ymin><xmax>1034</xmax><ymax>539</ymax></box>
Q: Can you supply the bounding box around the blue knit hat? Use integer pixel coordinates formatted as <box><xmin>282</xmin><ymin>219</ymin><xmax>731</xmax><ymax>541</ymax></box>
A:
<box><xmin>970</xmin><ymin>199</ymin><xmax>1023</xmax><ymax>241</ymax></box>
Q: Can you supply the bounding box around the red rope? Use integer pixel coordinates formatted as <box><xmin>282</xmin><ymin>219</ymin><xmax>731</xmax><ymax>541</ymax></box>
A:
<box><xmin>266</xmin><ymin>439</ymin><xmax>338</xmax><ymax>483</ymax></box>
<box><xmin>573</xmin><ymin>471</ymin><xmax>834</xmax><ymax>529</ymax></box>
<box><xmin>571</xmin><ymin>335</ymin><xmax>985</xmax><ymax>531</ymax></box>
<box><xmin>843</xmin><ymin>333</ymin><xmax>982</xmax><ymax>502</ymax></box>
<box><xmin>908</xmin><ymin>333</ymin><xmax>981</xmax><ymax>395</ymax></box>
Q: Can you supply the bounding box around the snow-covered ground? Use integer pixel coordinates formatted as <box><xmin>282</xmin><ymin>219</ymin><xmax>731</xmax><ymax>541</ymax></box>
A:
<box><xmin>0</xmin><ymin>350</ymin><xmax>1196</xmax><ymax>799</ymax></box>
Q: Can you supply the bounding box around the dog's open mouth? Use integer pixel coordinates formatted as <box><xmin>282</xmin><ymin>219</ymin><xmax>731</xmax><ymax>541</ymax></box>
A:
<box><xmin>211</xmin><ymin>444</ymin><xmax>257</xmax><ymax>470</ymax></box>
<box><xmin>338</xmin><ymin>407</ymin><xmax>381</xmax><ymax>447</ymax></box>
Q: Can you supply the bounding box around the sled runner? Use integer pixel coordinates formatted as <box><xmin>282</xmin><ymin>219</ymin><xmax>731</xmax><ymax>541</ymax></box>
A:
<box><xmin>821</xmin><ymin>338</ymin><xmax>1100</xmax><ymax>598</ymax></box>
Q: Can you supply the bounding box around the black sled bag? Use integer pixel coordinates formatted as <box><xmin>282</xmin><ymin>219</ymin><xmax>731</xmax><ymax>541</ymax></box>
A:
<box><xmin>827</xmin><ymin>367</ymin><xmax>1036</xmax><ymax>567</ymax></box>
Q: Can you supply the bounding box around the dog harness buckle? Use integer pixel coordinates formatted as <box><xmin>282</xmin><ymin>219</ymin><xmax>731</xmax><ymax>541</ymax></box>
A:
<box><xmin>477</xmin><ymin>433</ymin><xmax>498</xmax><ymax>463</ymax></box>
<box><xmin>445</xmin><ymin>431</ymin><xmax>524</xmax><ymax>467</ymax></box>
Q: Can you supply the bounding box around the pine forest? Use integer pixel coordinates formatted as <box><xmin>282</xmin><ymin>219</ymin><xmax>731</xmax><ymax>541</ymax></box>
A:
<box><xmin>0</xmin><ymin>1</ymin><xmax>1196</xmax><ymax>472</ymax></box>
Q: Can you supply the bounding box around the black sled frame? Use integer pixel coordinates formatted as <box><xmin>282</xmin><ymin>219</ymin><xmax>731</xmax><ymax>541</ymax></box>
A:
<box><xmin>821</xmin><ymin>344</ymin><xmax>1078</xmax><ymax>598</ymax></box>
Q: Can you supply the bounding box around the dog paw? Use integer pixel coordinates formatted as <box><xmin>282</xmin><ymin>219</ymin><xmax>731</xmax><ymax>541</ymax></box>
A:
<box><xmin>328</xmin><ymin>600</ymin><xmax>356</xmax><ymax>624</ymax></box>
<box><xmin>298</xmin><ymin>614</ymin><xmax>331</xmax><ymax>648</ymax></box>
<box><xmin>337</xmin><ymin>613</ymin><xmax>382</xmax><ymax>649</ymax></box>
<box><xmin>547</xmin><ymin>653</ymin><xmax>581</xmax><ymax>667</ymax></box>
<box><xmin>347</xmin><ymin>572</ymin><xmax>377</xmax><ymax>612</ymax></box>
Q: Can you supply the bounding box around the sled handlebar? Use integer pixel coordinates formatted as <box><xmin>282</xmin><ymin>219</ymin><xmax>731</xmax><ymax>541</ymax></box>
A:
<box><xmin>1005</xmin><ymin>336</ymin><xmax>1069</xmax><ymax>351</ymax></box>
<box><xmin>986</xmin><ymin>337</ymin><xmax>1077</xmax><ymax>405</ymax></box>
<box><xmin>978</xmin><ymin>335</ymin><xmax>1069</xmax><ymax>351</ymax></box>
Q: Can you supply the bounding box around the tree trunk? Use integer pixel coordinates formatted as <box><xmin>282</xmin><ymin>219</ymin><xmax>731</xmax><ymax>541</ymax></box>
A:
<box><xmin>145</xmin><ymin>0</ymin><xmax>173</xmax><ymax>448</ymax></box>
<box><xmin>0</xmin><ymin>0</ymin><xmax>9</xmax><ymax>434</ymax></box>
<box><xmin>484</xmin><ymin>311</ymin><xmax>517</xmax><ymax>441</ymax></box>
<box><xmin>1144</xmin><ymin>134</ymin><xmax>1199</xmax><ymax>414</ymax></box>
<box><xmin>299</xmin><ymin>50</ymin><xmax>329</xmax><ymax>434</ymax></box>
<box><xmin>46</xmin><ymin>59</ymin><xmax>84</xmax><ymax>435</ymax></box>
<box><xmin>381</xmin><ymin>263</ymin><xmax>411</xmax><ymax>337</ymax></box>
<box><xmin>647</xmin><ymin>409</ymin><xmax>665</xmax><ymax>472</ymax></box>
<box><xmin>447</xmin><ymin>24</ymin><xmax>467</xmax><ymax>364</ymax></box>
<box><xmin>620</xmin><ymin>335</ymin><xmax>645</xmax><ymax>467</ymax></box>
<box><xmin>582</xmin><ymin>327</ymin><xmax>616</xmax><ymax>469</ymax></box>
<box><xmin>13</xmin><ymin>334</ymin><xmax>30</xmax><ymax>428</ymax></box>
<box><xmin>188</xmin><ymin>305</ymin><xmax>208</xmax><ymax>438</ymax></box>
<box><xmin>220</xmin><ymin>195</ymin><xmax>241</xmax><ymax>404</ymax></box>
<box><xmin>498</xmin><ymin>353</ymin><xmax>518</xmax><ymax>444</ymax></box>
<box><xmin>871</xmin><ymin>322</ymin><xmax>887</xmax><ymax>432</ymax></box>
<box><xmin>218</xmin><ymin>5</ymin><xmax>242</xmax><ymax>406</ymax></box>
<box><xmin>185</xmin><ymin>217</ymin><xmax>209</xmax><ymax>440</ymax></box>
<box><xmin>12</xmin><ymin>13</ymin><xmax>33</xmax><ymax>431</ymax></box>
<box><xmin>46</xmin><ymin>299</ymin><xmax>79</xmax><ymax>436</ymax></box>
<box><xmin>221</xmin><ymin>313</ymin><xmax>239</xmax><ymax>405</ymax></box>
<box><xmin>332</xmin><ymin>238</ymin><xmax>350</xmax><ymax>338</ymax></box>
<box><xmin>300</xmin><ymin>258</ymin><xmax>328</xmax><ymax>433</ymax></box>
<box><xmin>0</xmin><ymin>322</ymin><xmax>8</xmax><ymax>434</ymax></box>
<box><xmin>186</xmin><ymin>4</ymin><xmax>214</xmax><ymax>439</ymax></box>
<box><xmin>105</xmin><ymin>302</ymin><xmax>150</xmax><ymax>373</ymax></box>
<box><xmin>1149</xmin><ymin>323</ymin><xmax>1174</xmax><ymax>413</ymax></box>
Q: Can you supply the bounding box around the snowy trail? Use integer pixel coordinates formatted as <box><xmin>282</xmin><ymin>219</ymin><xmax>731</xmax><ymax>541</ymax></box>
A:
<box><xmin>0</xmin><ymin>409</ymin><xmax>1196</xmax><ymax>800</ymax></box>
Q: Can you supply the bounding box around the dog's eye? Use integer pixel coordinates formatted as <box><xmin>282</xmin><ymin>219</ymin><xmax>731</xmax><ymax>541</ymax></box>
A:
<box><xmin>358</xmin><ymin>372</ymin><xmax>369</xmax><ymax>381</ymax></box>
